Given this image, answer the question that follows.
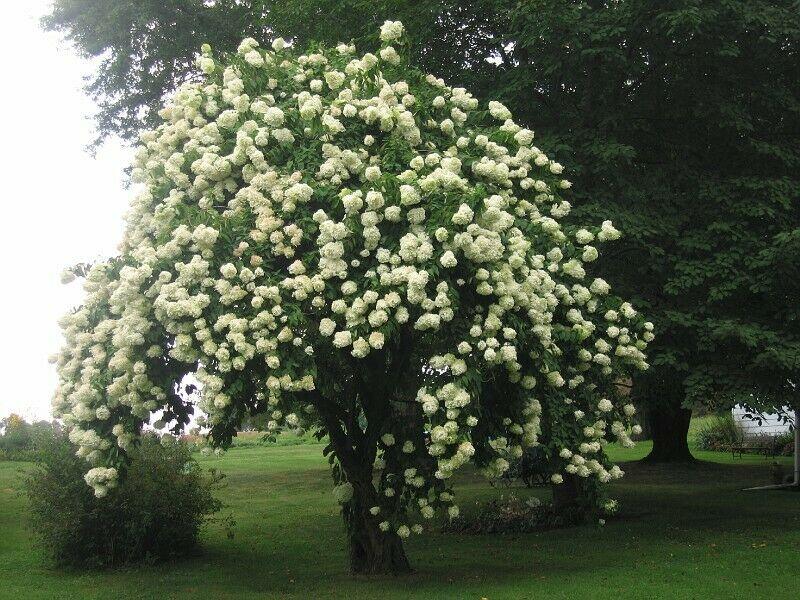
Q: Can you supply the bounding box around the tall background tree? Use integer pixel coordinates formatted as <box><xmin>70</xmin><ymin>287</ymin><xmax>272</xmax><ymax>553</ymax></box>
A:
<box><xmin>42</xmin><ymin>0</ymin><xmax>272</xmax><ymax>146</ymax></box>
<box><xmin>44</xmin><ymin>0</ymin><xmax>800</xmax><ymax>460</ymax></box>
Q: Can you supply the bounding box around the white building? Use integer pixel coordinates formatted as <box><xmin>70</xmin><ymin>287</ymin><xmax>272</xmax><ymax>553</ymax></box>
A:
<box><xmin>732</xmin><ymin>405</ymin><xmax>793</xmax><ymax>437</ymax></box>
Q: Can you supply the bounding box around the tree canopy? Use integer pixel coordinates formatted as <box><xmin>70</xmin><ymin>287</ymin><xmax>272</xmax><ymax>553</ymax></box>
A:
<box><xmin>42</xmin><ymin>0</ymin><xmax>272</xmax><ymax>146</ymax></box>
<box><xmin>45</xmin><ymin>1</ymin><xmax>800</xmax><ymax>463</ymax></box>
<box><xmin>54</xmin><ymin>21</ymin><xmax>651</xmax><ymax>573</ymax></box>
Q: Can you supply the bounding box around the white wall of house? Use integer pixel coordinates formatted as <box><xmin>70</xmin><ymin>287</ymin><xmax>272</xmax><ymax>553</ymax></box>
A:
<box><xmin>732</xmin><ymin>405</ymin><xmax>793</xmax><ymax>437</ymax></box>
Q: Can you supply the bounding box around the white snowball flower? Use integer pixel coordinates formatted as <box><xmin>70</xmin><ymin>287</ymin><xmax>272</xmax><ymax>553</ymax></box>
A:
<box><xmin>380</xmin><ymin>20</ymin><xmax>405</xmax><ymax>42</ymax></box>
<box><xmin>332</xmin><ymin>482</ymin><xmax>354</xmax><ymax>504</ymax></box>
<box><xmin>488</xmin><ymin>101</ymin><xmax>512</xmax><ymax>121</ymax></box>
<box><xmin>368</xmin><ymin>331</ymin><xmax>385</xmax><ymax>349</ymax></box>
<box><xmin>319</xmin><ymin>318</ymin><xmax>336</xmax><ymax>336</ymax></box>
<box><xmin>440</xmin><ymin>251</ymin><xmax>457</xmax><ymax>268</ymax></box>
<box><xmin>333</xmin><ymin>330</ymin><xmax>353</xmax><ymax>348</ymax></box>
<box><xmin>597</xmin><ymin>398</ymin><xmax>613</xmax><ymax>413</ymax></box>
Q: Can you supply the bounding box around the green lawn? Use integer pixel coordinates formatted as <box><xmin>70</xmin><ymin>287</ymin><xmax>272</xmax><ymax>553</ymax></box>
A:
<box><xmin>1</xmin><ymin>441</ymin><xmax>798</xmax><ymax>600</ymax></box>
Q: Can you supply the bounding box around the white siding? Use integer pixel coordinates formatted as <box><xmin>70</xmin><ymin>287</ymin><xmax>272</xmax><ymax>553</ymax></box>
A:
<box><xmin>732</xmin><ymin>405</ymin><xmax>793</xmax><ymax>437</ymax></box>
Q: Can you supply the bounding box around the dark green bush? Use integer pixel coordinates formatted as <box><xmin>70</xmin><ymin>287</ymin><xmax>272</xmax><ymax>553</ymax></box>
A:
<box><xmin>25</xmin><ymin>432</ymin><xmax>226</xmax><ymax>568</ymax></box>
<box><xmin>441</xmin><ymin>495</ymin><xmax>586</xmax><ymax>534</ymax></box>
<box><xmin>694</xmin><ymin>413</ymin><xmax>742</xmax><ymax>452</ymax></box>
<box><xmin>747</xmin><ymin>431</ymin><xmax>794</xmax><ymax>456</ymax></box>
<box><xmin>695</xmin><ymin>413</ymin><xmax>793</xmax><ymax>455</ymax></box>
<box><xmin>774</xmin><ymin>431</ymin><xmax>795</xmax><ymax>456</ymax></box>
<box><xmin>493</xmin><ymin>446</ymin><xmax>551</xmax><ymax>488</ymax></box>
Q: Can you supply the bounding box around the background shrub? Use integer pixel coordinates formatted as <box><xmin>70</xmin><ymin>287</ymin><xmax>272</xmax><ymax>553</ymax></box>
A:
<box><xmin>441</xmin><ymin>495</ymin><xmax>586</xmax><ymax>535</ymax></box>
<box><xmin>25</xmin><ymin>432</ymin><xmax>226</xmax><ymax>568</ymax></box>
<box><xmin>773</xmin><ymin>431</ymin><xmax>795</xmax><ymax>456</ymax></box>
<box><xmin>693</xmin><ymin>413</ymin><xmax>793</xmax><ymax>456</ymax></box>
<box><xmin>694</xmin><ymin>414</ymin><xmax>743</xmax><ymax>452</ymax></box>
<box><xmin>748</xmin><ymin>431</ymin><xmax>794</xmax><ymax>456</ymax></box>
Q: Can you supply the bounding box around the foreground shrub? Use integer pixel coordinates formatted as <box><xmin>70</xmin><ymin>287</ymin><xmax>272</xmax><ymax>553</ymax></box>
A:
<box><xmin>25</xmin><ymin>433</ymin><xmax>224</xmax><ymax>568</ymax></box>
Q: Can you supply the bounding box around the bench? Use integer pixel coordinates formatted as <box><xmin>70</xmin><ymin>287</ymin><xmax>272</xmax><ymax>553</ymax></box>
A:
<box><xmin>730</xmin><ymin>440</ymin><xmax>779</xmax><ymax>459</ymax></box>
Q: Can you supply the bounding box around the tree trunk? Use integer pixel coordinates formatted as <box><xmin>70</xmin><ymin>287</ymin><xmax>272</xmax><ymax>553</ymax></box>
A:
<box><xmin>551</xmin><ymin>472</ymin><xmax>582</xmax><ymax>512</ymax></box>
<box><xmin>633</xmin><ymin>402</ymin><xmax>652</xmax><ymax>440</ymax></box>
<box><xmin>343</xmin><ymin>478</ymin><xmax>411</xmax><ymax>575</ymax></box>
<box><xmin>643</xmin><ymin>388</ymin><xmax>694</xmax><ymax>463</ymax></box>
<box><xmin>550</xmin><ymin>473</ymin><xmax>595</xmax><ymax>524</ymax></box>
<box><xmin>347</xmin><ymin>516</ymin><xmax>411</xmax><ymax>575</ymax></box>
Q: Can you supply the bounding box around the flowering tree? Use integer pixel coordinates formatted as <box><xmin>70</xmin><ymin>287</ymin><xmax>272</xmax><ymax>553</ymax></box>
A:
<box><xmin>54</xmin><ymin>21</ymin><xmax>652</xmax><ymax>574</ymax></box>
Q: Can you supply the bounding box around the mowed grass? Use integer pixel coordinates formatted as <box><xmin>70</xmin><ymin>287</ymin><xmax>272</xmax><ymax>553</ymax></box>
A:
<box><xmin>1</xmin><ymin>440</ymin><xmax>798</xmax><ymax>600</ymax></box>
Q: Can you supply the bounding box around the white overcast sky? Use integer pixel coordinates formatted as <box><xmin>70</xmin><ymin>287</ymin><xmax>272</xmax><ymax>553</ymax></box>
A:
<box><xmin>0</xmin><ymin>2</ymin><xmax>132</xmax><ymax>421</ymax></box>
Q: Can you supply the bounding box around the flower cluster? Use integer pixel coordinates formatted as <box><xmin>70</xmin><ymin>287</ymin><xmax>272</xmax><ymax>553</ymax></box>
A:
<box><xmin>53</xmin><ymin>20</ymin><xmax>651</xmax><ymax>538</ymax></box>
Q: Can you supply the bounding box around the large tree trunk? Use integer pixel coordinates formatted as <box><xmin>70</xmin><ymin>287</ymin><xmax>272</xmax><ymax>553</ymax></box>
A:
<box><xmin>642</xmin><ymin>377</ymin><xmax>694</xmax><ymax>463</ymax></box>
<box><xmin>343</xmin><ymin>479</ymin><xmax>411</xmax><ymax>575</ymax></box>
<box><xmin>633</xmin><ymin>402</ymin><xmax>652</xmax><ymax>440</ymax></box>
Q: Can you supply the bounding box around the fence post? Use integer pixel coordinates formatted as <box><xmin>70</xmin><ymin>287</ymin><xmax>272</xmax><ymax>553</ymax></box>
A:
<box><xmin>794</xmin><ymin>409</ymin><xmax>799</xmax><ymax>486</ymax></box>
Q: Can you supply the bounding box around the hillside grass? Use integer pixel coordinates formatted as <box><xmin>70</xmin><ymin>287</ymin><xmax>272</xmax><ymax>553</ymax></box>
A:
<box><xmin>1</xmin><ymin>439</ymin><xmax>798</xmax><ymax>599</ymax></box>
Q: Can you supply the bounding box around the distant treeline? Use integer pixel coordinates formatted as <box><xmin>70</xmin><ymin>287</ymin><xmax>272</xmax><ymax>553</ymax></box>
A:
<box><xmin>0</xmin><ymin>414</ymin><xmax>61</xmax><ymax>461</ymax></box>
